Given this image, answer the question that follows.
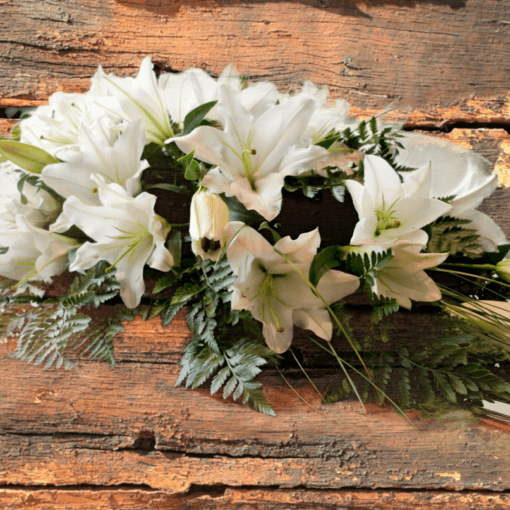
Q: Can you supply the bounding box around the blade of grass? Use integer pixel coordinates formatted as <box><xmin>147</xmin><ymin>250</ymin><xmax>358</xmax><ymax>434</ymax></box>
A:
<box><xmin>275</xmin><ymin>365</ymin><xmax>323</xmax><ymax>414</ymax></box>
<box><xmin>306</xmin><ymin>334</ymin><xmax>420</xmax><ymax>432</ymax></box>
<box><xmin>274</xmin><ymin>248</ymin><xmax>371</xmax><ymax>380</ymax></box>
<box><xmin>289</xmin><ymin>348</ymin><xmax>326</xmax><ymax>403</ymax></box>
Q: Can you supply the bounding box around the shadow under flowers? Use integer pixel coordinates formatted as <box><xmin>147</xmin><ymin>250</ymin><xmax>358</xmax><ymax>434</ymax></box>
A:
<box><xmin>114</xmin><ymin>0</ymin><xmax>467</xmax><ymax>20</ymax></box>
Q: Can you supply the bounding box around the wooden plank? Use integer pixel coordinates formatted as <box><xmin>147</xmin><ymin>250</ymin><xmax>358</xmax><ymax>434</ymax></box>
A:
<box><xmin>1</xmin><ymin>1</ymin><xmax>510</xmax><ymax>126</ymax></box>
<box><xmin>1</xmin><ymin>343</ymin><xmax>510</xmax><ymax>492</ymax></box>
<box><xmin>0</xmin><ymin>119</ymin><xmax>16</xmax><ymax>138</ymax></box>
<box><xmin>1</xmin><ymin>488</ymin><xmax>510</xmax><ymax>510</ymax></box>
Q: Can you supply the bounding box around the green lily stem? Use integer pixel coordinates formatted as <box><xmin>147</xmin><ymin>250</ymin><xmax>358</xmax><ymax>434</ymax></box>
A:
<box><xmin>276</xmin><ymin>365</ymin><xmax>323</xmax><ymax>414</ymax></box>
<box><xmin>289</xmin><ymin>348</ymin><xmax>326</xmax><ymax>402</ymax></box>
<box><xmin>306</xmin><ymin>335</ymin><xmax>419</xmax><ymax>432</ymax></box>
<box><xmin>440</xmin><ymin>262</ymin><xmax>497</xmax><ymax>270</ymax></box>
<box><xmin>431</xmin><ymin>267</ymin><xmax>510</xmax><ymax>291</ymax></box>
<box><xmin>273</xmin><ymin>248</ymin><xmax>372</xmax><ymax>381</ymax></box>
<box><xmin>304</xmin><ymin>334</ymin><xmax>366</xmax><ymax>413</ymax></box>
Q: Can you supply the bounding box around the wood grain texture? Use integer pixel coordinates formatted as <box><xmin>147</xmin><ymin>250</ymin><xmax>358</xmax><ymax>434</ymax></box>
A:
<box><xmin>1</xmin><ymin>0</ymin><xmax>510</xmax><ymax>126</ymax></box>
<box><xmin>2</xmin><ymin>1</ymin><xmax>510</xmax><ymax>505</ymax></box>
<box><xmin>1</xmin><ymin>323</ymin><xmax>510</xmax><ymax>493</ymax></box>
<box><xmin>1</xmin><ymin>488</ymin><xmax>510</xmax><ymax>510</ymax></box>
<box><xmin>0</xmin><ymin>119</ymin><xmax>16</xmax><ymax>138</ymax></box>
<box><xmin>0</xmin><ymin>126</ymin><xmax>509</xmax><ymax>497</ymax></box>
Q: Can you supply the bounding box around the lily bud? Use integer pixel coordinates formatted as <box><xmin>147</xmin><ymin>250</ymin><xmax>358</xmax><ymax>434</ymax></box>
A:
<box><xmin>496</xmin><ymin>259</ymin><xmax>510</xmax><ymax>284</ymax></box>
<box><xmin>190</xmin><ymin>188</ymin><xmax>229</xmax><ymax>261</ymax></box>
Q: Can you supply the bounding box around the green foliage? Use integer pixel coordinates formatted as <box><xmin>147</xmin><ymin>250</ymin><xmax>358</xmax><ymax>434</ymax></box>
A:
<box><xmin>221</xmin><ymin>194</ymin><xmax>265</xmax><ymax>225</ymax></box>
<box><xmin>283</xmin><ymin>169</ymin><xmax>351</xmax><ymax>204</ymax></box>
<box><xmin>368</xmin><ymin>293</ymin><xmax>400</xmax><ymax>324</ymax></box>
<box><xmin>309</xmin><ymin>245</ymin><xmax>342</xmax><ymax>288</ymax></box>
<box><xmin>283</xmin><ymin>174</ymin><xmax>327</xmax><ymax>200</ymax></box>
<box><xmin>338</xmin><ymin>117</ymin><xmax>413</xmax><ymax>174</ymax></box>
<box><xmin>283</xmin><ymin>117</ymin><xmax>410</xmax><ymax>201</ymax></box>
<box><xmin>342</xmin><ymin>248</ymin><xmax>394</xmax><ymax>292</ymax></box>
<box><xmin>258</xmin><ymin>221</ymin><xmax>281</xmax><ymax>243</ymax></box>
<box><xmin>0</xmin><ymin>261</ymin><xmax>130</xmax><ymax>370</ymax></box>
<box><xmin>425</xmin><ymin>215</ymin><xmax>483</xmax><ymax>258</ymax></box>
<box><xmin>178</xmin><ymin>149</ymin><xmax>202</xmax><ymax>181</ymax></box>
<box><xmin>146</xmin><ymin>258</ymin><xmax>280</xmax><ymax>415</ymax></box>
<box><xmin>182</xmin><ymin>100</ymin><xmax>218</xmax><ymax>135</ymax></box>
<box><xmin>324</xmin><ymin>313</ymin><xmax>510</xmax><ymax>416</ymax></box>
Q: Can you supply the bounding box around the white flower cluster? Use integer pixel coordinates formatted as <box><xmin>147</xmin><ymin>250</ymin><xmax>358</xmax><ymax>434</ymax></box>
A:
<box><xmin>0</xmin><ymin>57</ymin><xmax>505</xmax><ymax>353</ymax></box>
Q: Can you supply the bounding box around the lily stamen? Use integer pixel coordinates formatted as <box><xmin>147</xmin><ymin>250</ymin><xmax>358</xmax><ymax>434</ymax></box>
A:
<box><xmin>374</xmin><ymin>195</ymin><xmax>401</xmax><ymax>236</ymax></box>
<box><xmin>252</xmin><ymin>273</ymin><xmax>286</xmax><ymax>334</ymax></box>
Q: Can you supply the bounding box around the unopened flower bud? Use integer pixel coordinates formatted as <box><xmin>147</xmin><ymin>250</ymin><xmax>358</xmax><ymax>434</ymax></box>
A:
<box><xmin>190</xmin><ymin>188</ymin><xmax>229</xmax><ymax>261</ymax></box>
<box><xmin>496</xmin><ymin>259</ymin><xmax>510</xmax><ymax>284</ymax></box>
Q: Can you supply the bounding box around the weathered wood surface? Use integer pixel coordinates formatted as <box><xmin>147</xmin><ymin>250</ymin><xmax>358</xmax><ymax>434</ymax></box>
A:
<box><xmin>1</xmin><ymin>488</ymin><xmax>510</xmax><ymax>510</ymax></box>
<box><xmin>2</xmin><ymin>0</ymin><xmax>510</xmax><ymax>507</ymax></box>
<box><xmin>1</xmin><ymin>0</ymin><xmax>510</xmax><ymax>127</ymax></box>
<box><xmin>2</xmin><ymin>319</ymin><xmax>510</xmax><ymax>495</ymax></box>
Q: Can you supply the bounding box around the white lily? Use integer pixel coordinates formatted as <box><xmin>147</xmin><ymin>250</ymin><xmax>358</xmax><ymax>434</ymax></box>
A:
<box><xmin>225</xmin><ymin>222</ymin><xmax>360</xmax><ymax>353</ymax></box>
<box><xmin>296</xmin><ymin>81</ymin><xmax>353</xmax><ymax>144</ymax></box>
<box><xmin>62</xmin><ymin>175</ymin><xmax>174</xmax><ymax>308</ymax></box>
<box><xmin>96</xmin><ymin>57</ymin><xmax>174</xmax><ymax>145</ymax></box>
<box><xmin>364</xmin><ymin>240</ymin><xmax>449</xmax><ymax>309</ymax></box>
<box><xmin>345</xmin><ymin>155</ymin><xmax>453</xmax><ymax>248</ymax></box>
<box><xmin>160</xmin><ymin>64</ymin><xmax>279</xmax><ymax>127</ymax></box>
<box><xmin>0</xmin><ymin>215</ymin><xmax>79</xmax><ymax>284</ymax></box>
<box><xmin>0</xmin><ymin>162</ymin><xmax>61</xmax><ymax>229</ymax></box>
<box><xmin>397</xmin><ymin>132</ymin><xmax>498</xmax><ymax>214</ymax></box>
<box><xmin>396</xmin><ymin>132</ymin><xmax>506</xmax><ymax>252</ymax></box>
<box><xmin>41</xmin><ymin>120</ymin><xmax>148</xmax><ymax>206</ymax></box>
<box><xmin>170</xmin><ymin>85</ymin><xmax>329</xmax><ymax>221</ymax></box>
<box><xmin>20</xmin><ymin>92</ymin><xmax>114</xmax><ymax>160</ymax></box>
<box><xmin>190</xmin><ymin>188</ymin><xmax>229</xmax><ymax>261</ymax></box>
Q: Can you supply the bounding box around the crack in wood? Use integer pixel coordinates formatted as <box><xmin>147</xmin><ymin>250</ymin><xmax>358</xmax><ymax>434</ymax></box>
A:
<box><xmin>404</xmin><ymin>122</ymin><xmax>510</xmax><ymax>135</ymax></box>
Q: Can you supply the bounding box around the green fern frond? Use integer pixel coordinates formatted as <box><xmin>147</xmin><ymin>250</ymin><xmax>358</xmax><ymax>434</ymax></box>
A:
<box><xmin>426</xmin><ymin>215</ymin><xmax>483</xmax><ymax>258</ymax></box>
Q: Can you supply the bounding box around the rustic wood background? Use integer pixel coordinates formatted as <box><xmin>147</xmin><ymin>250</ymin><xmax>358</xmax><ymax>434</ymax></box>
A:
<box><xmin>2</xmin><ymin>1</ymin><xmax>510</xmax><ymax>508</ymax></box>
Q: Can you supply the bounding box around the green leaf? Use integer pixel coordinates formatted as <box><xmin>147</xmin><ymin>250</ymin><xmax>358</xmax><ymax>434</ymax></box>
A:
<box><xmin>245</xmin><ymin>387</ymin><xmax>277</xmax><ymax>417</ymax></box>
<box><xmin>426</xmin><ymin>215</ymin><xmax>483</xmax><ymax>258</ymax></box>
<box><xmin>182</xmin><ymin>100</ymin><xmax>218</xmax><ymax>135</ymax></box>
<box><xmin>434</xmin><ymin>372</ymin><xmax>457</xmax><ymax>403</ymax></box>
<box><xmin>309</xmin><ymin>245</ymin><xmax>341</xmax><ymax>287</ymax></box>
<box><xmin>221</xmin><ymin>194</ymin><xmax>265</xmax><ymax>225</ymax></box>
<box><xmin>153</xmin><ymin>272</ymin><xmax>177</xmax><ymax>294</ymax></box>
<box><xmin>369</xmin><ymin>294</ymin><xmax>399</xmax><ymax>323</ymax></box>
<box><xmin>0</xmin><ymin>141</ymin><xmax>60</xmax><ymax>174</ymax></box>
<box><xmin>448</xmin><ymin>374</ymin><xmax>468</xmax><ymax>395</ymax></box>
<box><xmin>259</xmin><ymin>221</ymin><xmax>281</xmax><ymax>243</ymax></box>
<box><xmin>166</xmin><ymin>229</ymin><xmax>182</xmax><ymax>268</ymax></box>
<box><xmin>161</xmin><ymin>303</ymin><xmax>184</xmax><ymax>326</ymax></box>
<box><xmin>223</xmin><ymin>375</ymin><xmax>238</xmax><ymax>399</ymax></box>
<box><xmin>331</xmin><ymin>183</ymin><xmax>346</xmax><ymax>203</ymax></box>
<box><xmin>144</xmin><ymin>183</ymin><xmax>191</xmax><ymax>195</ymax></box>
<box><xmin>210</xmin><ymin>366</ymin><xmax>231</xmax><ymax>395</ymax></box>
<box><xmin>11</xmin><ymin>123</ymin><xmax>21</xmax><ymax>142</ymax></box>
<box><xmin>171</xmin><ymin>282</ymin><xmax>206</xmax><ymax>306</ymax></box>
<box><xmin>178</xmin><ymin>149</ymin><xmax>202</xmax><ymax>181</ymax></box>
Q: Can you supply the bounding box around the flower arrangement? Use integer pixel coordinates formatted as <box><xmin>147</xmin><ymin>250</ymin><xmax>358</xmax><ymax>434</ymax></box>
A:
<box><xmin>1</xmin><ymin>57</ymin><xmax>510</xmax><ymax>418</ymax></box>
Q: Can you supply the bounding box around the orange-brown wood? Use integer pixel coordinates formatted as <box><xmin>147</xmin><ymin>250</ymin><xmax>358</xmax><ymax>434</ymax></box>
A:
<box><xmin>2</xmin><ymin>1</ymin><xmax>510</xmax><ymax>506</ymax></box>
<box><xmin>1</xmin><ymin>0</ymin><xmax>510</xmax><ymax>127</ymax></box>
<box><xmin>1</xmin><ymin>488</ymin><xmax>510</xmax><ymax>510</ymax></box>
<box><xmin>0</xmin><ymin>119</ymin><xmax>16</xmax><ymax>138</ymax></box>
<box><xmin>2</xmin><ymin>323</ymin><xmax>510</xmax><ymax>493</ymax></box>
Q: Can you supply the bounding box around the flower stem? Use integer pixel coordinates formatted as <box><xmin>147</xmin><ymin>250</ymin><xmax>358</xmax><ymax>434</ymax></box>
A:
<box><xmin>274</xmin><ymin>248</ymin><xmax>372</xmax><ymax>380</ymax></box>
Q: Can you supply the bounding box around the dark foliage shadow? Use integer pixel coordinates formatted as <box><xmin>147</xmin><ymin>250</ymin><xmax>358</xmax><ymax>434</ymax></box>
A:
<box><xmin>114</xmin><ymin>0</ymin><xmax>467</xmax><ymax>20</ymax></box>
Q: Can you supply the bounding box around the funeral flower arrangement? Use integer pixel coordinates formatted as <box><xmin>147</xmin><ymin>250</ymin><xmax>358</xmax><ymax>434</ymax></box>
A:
<box><xmin>1</xmin><ymin>57</ymin><xmax>510</xmax><ymax>417</ymax></box>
